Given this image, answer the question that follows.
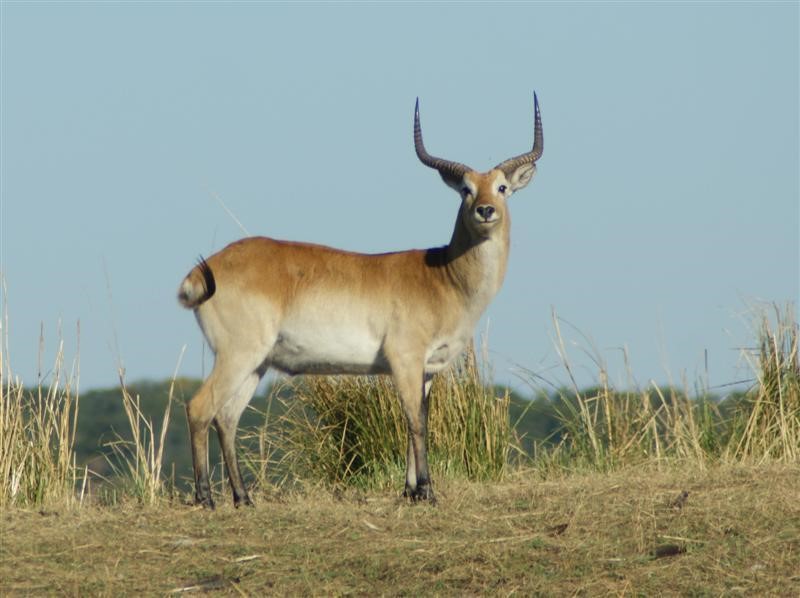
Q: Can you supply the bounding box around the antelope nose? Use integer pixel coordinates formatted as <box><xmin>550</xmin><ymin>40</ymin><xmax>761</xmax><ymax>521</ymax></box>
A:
<box><xmin>476</xmin><ymin>205</ymin><xmax>495</xmax><ymax>220</ymax></box>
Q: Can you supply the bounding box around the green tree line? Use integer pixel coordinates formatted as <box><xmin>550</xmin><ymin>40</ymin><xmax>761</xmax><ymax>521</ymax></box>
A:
<box><xmin>71</xmin><ymin>376</ymin><xmax>748</xmax><ymax>491</ymax></box>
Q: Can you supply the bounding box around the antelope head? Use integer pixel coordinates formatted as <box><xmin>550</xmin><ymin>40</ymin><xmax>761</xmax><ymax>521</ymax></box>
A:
<box><xmin>414</xmin><ymin>93</ymin><xmax>543</xmax><ymax>241</ymax></box>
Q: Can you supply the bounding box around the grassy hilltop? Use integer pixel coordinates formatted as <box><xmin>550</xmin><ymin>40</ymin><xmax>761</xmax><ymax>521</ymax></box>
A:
<box><xmin>1</xmin><ymin>304</ymin><xmax>798</xmax><ymax>594</ymax></box>
<box><xmin>3</xmin><ymin>466</ymin><xmax>798</xmax><ymax>595</ymax></box>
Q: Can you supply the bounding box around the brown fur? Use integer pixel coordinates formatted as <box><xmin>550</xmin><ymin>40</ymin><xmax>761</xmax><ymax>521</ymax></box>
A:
<box><xmin>178</xmin><ymin>101</ymin><xmax>541</xmax><ymax>508</ymax></box>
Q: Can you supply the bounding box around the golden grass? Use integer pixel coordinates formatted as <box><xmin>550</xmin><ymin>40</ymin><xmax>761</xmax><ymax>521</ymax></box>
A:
<box><xmin>268</xmin><ymin>346</ymin><xmax>514</xmax><ymax>491</ymax></box>
<box><xmin>0</xmin><ymin>333</ymin><xmax>82</xmax><ymax>508</ymax></box>
<box><xmin>1</xmin><ymin>298</ymin><xmax>798</xmax><ymax>593</ymax></box>
<box><xmin>102</xmin><ymin>349</ymin><xmax>185</xmax><ymax>505</ymax></box>
<box><xmin>2</xmin><ymin>464</ymin><xmax>798</xmax><ymax>595</ymax></box>
<box><xmin>729</xmin><ymin>303</ymin><xmax>800</xmax><ymax>463</ymax></box>
<box><xmin>539</xmin><ymin>304</ymin><xmax>800</xmax><ymax>472</ymax></box>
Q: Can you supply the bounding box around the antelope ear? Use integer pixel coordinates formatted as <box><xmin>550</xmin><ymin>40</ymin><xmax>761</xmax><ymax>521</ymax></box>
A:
<box><xmin>507</xmin><ymin>163</ymin><xmax>536</xmax><ymax>192</ymax></box>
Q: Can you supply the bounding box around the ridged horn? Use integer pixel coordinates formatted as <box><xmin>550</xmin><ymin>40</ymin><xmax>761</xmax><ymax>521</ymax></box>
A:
<box><xmin>495</xmin><ymin>92</ymin><xmax>543</xmax><ymax>176</ymax></box>
<box><xmin>414</xmin><ymin>98</ymin><xmax>471</xmax><ymax>184</ymax></box>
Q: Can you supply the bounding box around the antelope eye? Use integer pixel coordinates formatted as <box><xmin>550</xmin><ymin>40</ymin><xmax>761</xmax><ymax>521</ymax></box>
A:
<box><xmin>461</xmin><ymin>186</ymin><xmax>471</xmax><ymax>196</ymax></box>
<box><xmin>498</xmin><ymin>184</ymin><xmax>507</xmax><ymax>193</ymax></box>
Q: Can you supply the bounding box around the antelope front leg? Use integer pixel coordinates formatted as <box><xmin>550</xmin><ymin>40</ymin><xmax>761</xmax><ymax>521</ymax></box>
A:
<box><xmin>399</xmin><ymin>372</ymin><xmax>435</xmax><ymax>503</ymax></box>
<box><xmin>403</xmin><ymin>428</ymin><xmax>417</xmax><ymax>498</ymax></box>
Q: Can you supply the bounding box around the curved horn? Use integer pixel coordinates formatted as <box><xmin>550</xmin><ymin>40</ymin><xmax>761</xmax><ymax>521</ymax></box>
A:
<box><xmin>414</xmin><ymin>98</ymin><xmax>471</xmax><ymax>184</ymax></box>
<box><xmin>495</xmin><ymin>92</ymin><xmax>543</xmax><ymax>176</ymax></box>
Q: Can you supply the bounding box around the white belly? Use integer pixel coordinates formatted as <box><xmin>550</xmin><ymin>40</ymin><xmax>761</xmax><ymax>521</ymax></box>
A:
<box><xmin>268</xmin><ymin>314</ymin><xmax>387</xmax><ymax>376</ymax></box>
<box><xmin>266</xmin><ymin>299</ymin><xmax>472</xmax><ymax>377</ymax></box>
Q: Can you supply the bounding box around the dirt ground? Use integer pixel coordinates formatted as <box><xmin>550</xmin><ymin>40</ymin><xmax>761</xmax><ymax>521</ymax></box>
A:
<box><xmin>2</xmin><ymin>464</ymin><xmax>799</xmax><ymax>596</ymax></box>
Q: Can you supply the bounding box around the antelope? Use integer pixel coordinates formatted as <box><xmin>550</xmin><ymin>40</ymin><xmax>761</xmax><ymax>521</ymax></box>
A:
<box><xmin>178</xmin><ymin>94</ymin><xmax>543</xmax><ymax>508</ymax></box>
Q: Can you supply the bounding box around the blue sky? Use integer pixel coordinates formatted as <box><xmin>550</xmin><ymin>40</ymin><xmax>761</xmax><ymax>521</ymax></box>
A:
<box><xmin>1</xmin><ymin>2</ymin><xmax>797</xmax><ymax>395</ymax></box>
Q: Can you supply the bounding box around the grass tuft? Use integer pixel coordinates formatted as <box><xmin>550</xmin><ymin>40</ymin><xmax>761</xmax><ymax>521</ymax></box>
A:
<box><xmin>272</xmin><ymin>345</ymin><xmax>515</xmax><ymax>490</ymax></box>
<box><xmin>537</xmin><ymin>304</ymin><xmax>799</xmax><ymax>472</ymax></box>
<box><xmin>729</xmin><ymin>303</ymin><xmax>800</xmax><ymax>462</ymax></box>
<box><xmin>0</xmin><ymin>324</ymin><xmax>81</xmax><ymax>508</ymax></box>
<box><xmin>101</xmin><ymin>348</ymin><xmax>185</xmax><ymax>505</ymax></box>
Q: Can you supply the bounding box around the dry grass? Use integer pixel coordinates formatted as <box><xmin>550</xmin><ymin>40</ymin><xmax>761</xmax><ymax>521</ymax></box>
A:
<box><xmin>269</xmin><ymin>346</ymin><xmax>514</xmax><ymax>491</ymax></box>
<box><xmin>2</xmin><ymin>464</ymin><xmax>798</xmax><ymax>595</ymax></box>
<box><xmin>102</xmin><ymin>349</ymin><xmax>185</xmax><ymax>505</ymax></box>
<box><xmin>0</xmin><ymin>330</ymin><xmax>83</xmax><ymax>508</ymax></box>
<box><xmin>2</xmin><ymin>300</ymin><xmax>797</xmax><ymax>594</ymax></box>
<box><xmin>729</xmin><ymin>303</ymin><xmax>800</xmax><ymax>463</ymax></box>
<box><xmin>536</xmin><ymin>304</ymin><xmax>800</xmax><ymax>472</ymax></box>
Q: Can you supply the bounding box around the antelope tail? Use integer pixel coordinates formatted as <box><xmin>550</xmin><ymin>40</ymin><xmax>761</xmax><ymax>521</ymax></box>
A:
<box><xmin>178</xmin><ymin>257</ymin><xmax>216</xmax><ymax>308</ymax></box>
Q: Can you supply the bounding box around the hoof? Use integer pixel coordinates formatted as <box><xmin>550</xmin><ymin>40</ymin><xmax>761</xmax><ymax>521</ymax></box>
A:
<box><xmin>234</xmin><ymin>494</ymin><xmax>254</xmax><ymax>508</ymax></box>
<box><xmin>194</xmin><ymin>493</ymin><xmax>215</xmax><ymax>510</ymax></box>
<box><xmin>402</xmin><ymin>483</ymin><xmax>436</xmax><ymax>504</ymax></box>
